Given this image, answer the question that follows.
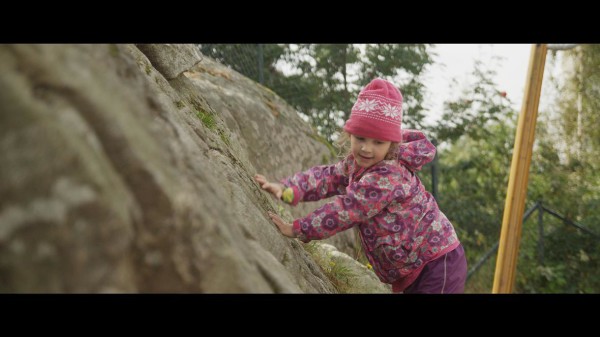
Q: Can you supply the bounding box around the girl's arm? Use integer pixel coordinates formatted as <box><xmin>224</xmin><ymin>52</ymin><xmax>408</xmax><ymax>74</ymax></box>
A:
<box><xmin>278</xmin><ymin>158</ymin><xmax>350</xmax><ymax>206</ymax></box>
<box><xmin>292</xmin><ymin>170</ymin><xmax>398</xmax><ymax>242</ymax></box>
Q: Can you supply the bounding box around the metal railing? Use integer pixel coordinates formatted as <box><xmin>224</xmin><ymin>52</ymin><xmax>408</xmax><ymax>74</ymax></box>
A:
<box><xmin>467</xmin><ymin>200</ymin><xmax>599</xmax><ymax>280</ymax></box>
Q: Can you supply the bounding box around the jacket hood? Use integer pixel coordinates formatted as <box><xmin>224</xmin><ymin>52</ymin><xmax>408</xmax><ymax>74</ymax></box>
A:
<box><xmin>395</xmin><ymin>129</ymin><xmax>436</xmax><ymax>171</ymax></box>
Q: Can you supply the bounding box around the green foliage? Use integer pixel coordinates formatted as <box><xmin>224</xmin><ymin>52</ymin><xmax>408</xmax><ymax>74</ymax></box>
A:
<box><xmin>218</xmin><ymin>128</ymin><xmax>230</xmax><ymax>147</ymax></box>
<box><xmin>199</xmin><ymin>44</ymin><xmax>434</xmax><ymax>143</ymax></box>
<box><xmin>549</xmin><ymin>45</ymin><xmax>600</xmax><ymax>222</ymax></box>
<box><xmin>435</xmin><ymin>59</ymin><xmax>515</xmax><ymax>143</ymax></box>
<box><xmin>508</xmin><ymin>44</ymin><xmax>600</xmax><ymax>293</ymax></box>
<box><xmin>440</xmin><ymin>122</ymin><xmax>516</xmax><ymax>292</ymax></box>
<box><xmin>196</xmin><ymin>110</ymin><xmax>216</xmax><ymax>130</ymax></box>
<box><xmin>360</xmin><ymin>44</ymin><xmax>434</xmax><ymax>131</ymax></box>
<box><xmin>430</xmin><ymin>60</ymin><xmax>517</xmax><ymax>292</ymax></box>
<box><xmin>199</xmin><ymin>44</ymin><xmax>286</xmax><ymax>85</ymax></box>
<box><xmin>442</xmin><ymin>47</ymin><xmax>600</xmax><ymax>293</ymax></box>
<box><xmin>515</xmin><ymin>214</ymin><xmax>600</xmax><ymax>293</ymax></box>
<box><xmin>559</xmin><ymin>45</ymin><xmax>600</xmax><ymax>165</ymax></box>
<box><xmin>302</xmin><ymin>242</ymin><xmax>356</xmax><ymax>293</ymax></box>
<box><xmin>441</xmin><ymin>121</ymin><xmax>515</xmax><ymax>235</ymax></box>
<box><xmin>292</xmin><ymin>44</ymin><xmax>434</xmax><ymax>141</ymax></box>
<box><xmin>465</xmin><ymin>252</ymin><xmax>497</xmax><ymax>293</ymax></box>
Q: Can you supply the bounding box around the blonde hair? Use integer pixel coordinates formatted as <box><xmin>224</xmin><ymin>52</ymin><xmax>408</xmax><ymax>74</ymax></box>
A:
<box><xmin>336</xmin><ymin>131</ymin><xmax>399</xmax><ymax>161</ymax></box>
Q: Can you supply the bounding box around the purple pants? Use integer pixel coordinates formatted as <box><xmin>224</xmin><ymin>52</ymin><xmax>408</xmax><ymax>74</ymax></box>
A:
<box><xmin>404</xmin><ymin>244</ymin><xmax>467</xmax><ymax>294</ymax></box>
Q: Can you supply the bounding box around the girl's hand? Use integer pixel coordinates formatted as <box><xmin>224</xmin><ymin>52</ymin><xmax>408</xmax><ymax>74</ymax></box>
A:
<box><xmin>254</xmin><ymin>174</ymin><xmax>284</xmax><ymax>199</ymax></box>
<box><xmin>267</xmin><ymin>211</ymin><xmax>296</xmax><ymax>238</ymax></box>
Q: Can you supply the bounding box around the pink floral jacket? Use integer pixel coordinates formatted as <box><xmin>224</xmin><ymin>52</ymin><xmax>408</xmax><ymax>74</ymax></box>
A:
<box><xmin>281</xmin><ymin>130</ymin><xmax>460</xmax><ymax>285</ymax></box>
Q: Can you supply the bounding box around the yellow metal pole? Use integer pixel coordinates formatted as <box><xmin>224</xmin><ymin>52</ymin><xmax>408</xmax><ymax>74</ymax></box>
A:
<box><xmin>492</xmin><ymin>44</ymin><xmax>547</xmax><ymax>293</ymax></box>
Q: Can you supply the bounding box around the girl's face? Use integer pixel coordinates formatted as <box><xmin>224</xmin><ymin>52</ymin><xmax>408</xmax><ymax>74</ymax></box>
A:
<box><xmin>350</xmin><ymin>134</ymin><xmax>392</xmax><ymax>168</ymax></box>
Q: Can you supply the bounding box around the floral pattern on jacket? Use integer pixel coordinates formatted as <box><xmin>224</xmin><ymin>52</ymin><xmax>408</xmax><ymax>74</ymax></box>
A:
<box><xmin>281</xmin><ymin>129</ymin><xmax>460</xmax><ymax>284</ymax></box>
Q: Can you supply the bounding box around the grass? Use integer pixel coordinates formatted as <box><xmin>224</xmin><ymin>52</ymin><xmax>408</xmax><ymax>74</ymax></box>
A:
<box><xmin>327</xmin><ymin>261</ymin><xmax>354</xmax><ymax>292</ymax></box>
<box><xmin>302</xmin><ymin>242</ymin><xmax>356</xmax><ymax>293</ymax></box>
<box><xmin>196</xmin><ymin>110</ymin><xmax>216</xmax><ymax>130</ymax></box>
<box><xmin>352</xmin><ymin>227</ymin><xmax>371</xmax><ymax>266</ymax></box>
<box><xmin>217</xmin><ymin>128</ymin><xmax>231</xmax><ymax>146</ymax></box>
<box><xmin>465</xmin><ymin>257</ymin><xmax>496</xmax><ymax>293</ymax></box>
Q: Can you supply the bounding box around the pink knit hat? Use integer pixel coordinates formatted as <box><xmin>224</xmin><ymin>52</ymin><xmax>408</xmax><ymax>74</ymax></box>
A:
<box><xmin>343</xmin><ymin>78</ymin><xmax>403</xmax><ymax>142</ymax></box>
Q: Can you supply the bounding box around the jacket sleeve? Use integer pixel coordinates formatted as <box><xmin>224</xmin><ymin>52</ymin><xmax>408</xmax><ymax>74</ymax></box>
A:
<box><xmin>279</xmin><ymin>158</ymin><xmax>350</xmax><ymax>206</ymax></box>
<box><xmin>291</xmin><ymin>169</ymin><xmax>395</xmax><ymax>242</ymax></box>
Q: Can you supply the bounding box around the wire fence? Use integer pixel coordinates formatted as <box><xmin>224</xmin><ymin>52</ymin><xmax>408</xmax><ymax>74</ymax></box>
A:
<box><xmin>467</xmin><ymin>200</ymin><xmax>600</xmax><ymax>293</ymax></box>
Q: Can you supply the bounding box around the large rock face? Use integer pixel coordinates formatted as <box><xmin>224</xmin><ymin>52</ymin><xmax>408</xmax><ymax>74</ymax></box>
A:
<box><xmin>0</xmin><ymin>44</ymin><xmax>382</xmax><ymax>293</ymax></box>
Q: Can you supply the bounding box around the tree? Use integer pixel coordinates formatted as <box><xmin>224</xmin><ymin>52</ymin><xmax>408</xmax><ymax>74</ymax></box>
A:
<box><xmin>360</xmin><ymin>44</ymin><xmax>434</xmax><ymax>131</ymax></box>
<box><xmin>513</xmin><ymin>45</ymin><xmax>600</xmax><ymax>293</ymax></box>
<box><xmin>283</xmin><ymin>44</ymin><xmax>360</xmax><ymax>142</ymax></box>
<box><xmin>199</xmin><ymin>44</ymin><xmax>287</xmax><ymax>86</ymax></box>
<box><xmin>434</xmin><ymin>59</ymin><xmax>514</xmax><ymax>143</ymax></box>
<box><xmin>199</xmin><ymin>44</ymin><xmax>435</xmax><ymax>143</ymax></box>
<box><xmin>436</xmin><ymin>48</ymin><xmax>600</xmax><ymax>293</ymax></box>
<box><xmin>281</xmin><ymin>44</ymin><xmax>435</xmax><ymax>142</ymax></box>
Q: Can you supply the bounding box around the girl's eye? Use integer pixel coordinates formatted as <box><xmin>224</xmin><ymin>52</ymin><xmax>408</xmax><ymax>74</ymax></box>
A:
<box><xmin>356</xmin><ymin>137</ymin><xmax>364</xmax><ymax>141</ymax></box>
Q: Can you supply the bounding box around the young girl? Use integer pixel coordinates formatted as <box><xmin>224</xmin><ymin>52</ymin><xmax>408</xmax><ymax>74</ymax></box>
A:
<box><xmin>254</xmin><ymin>78</ymin><xmax>467</xmax><ymax>293</ymax></box>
